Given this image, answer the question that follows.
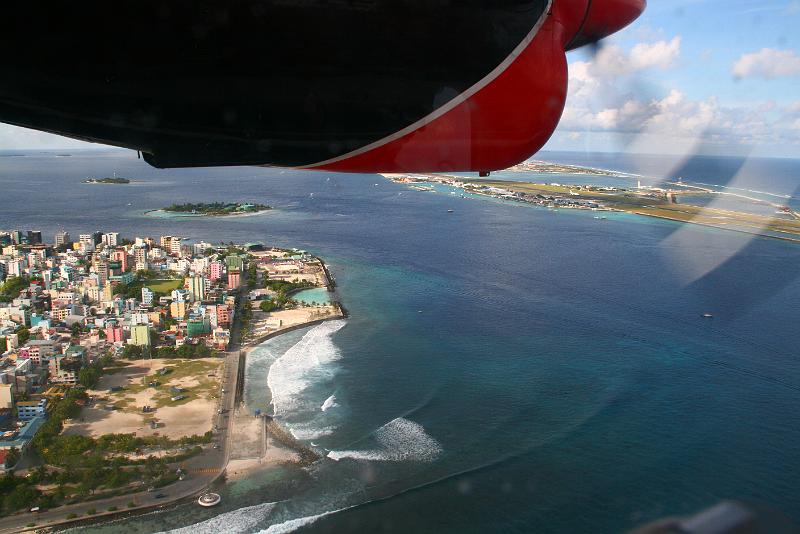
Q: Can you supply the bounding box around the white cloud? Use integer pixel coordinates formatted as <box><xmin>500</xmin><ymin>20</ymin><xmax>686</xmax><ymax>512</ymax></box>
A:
<box><xmin>731</xmin><ymin>48</ymin><xmax>800</xmax><ymax>79</ymax></box>
<box><xmin>587</xmin><ymin>37</ymin><xmax>682</xmax><ymax>77</ymax></box>
<box><xmin>558</xmin><ymin>38</ymin><xmax>800</xmax><ymax>154</ymax></box>
<box><xmin>630</xmin><ymin>37</ymin><xmax>682</xmax><ymax>70</ymax></box>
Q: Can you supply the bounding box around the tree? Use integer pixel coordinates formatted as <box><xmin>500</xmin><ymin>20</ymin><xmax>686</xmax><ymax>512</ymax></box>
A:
<box><xmin>4</xmin><ymin>484</ymin><xmax>40</xmax><ymax>512</ymax></box>
<box><xmin>99</xmin><ymin>353</ymin><xmax>114</xmax><ymax>368</ymax></box>
<box><xmin>70</xmin><ymin>322</ymin><xmax>82</xmax><ymax>338</ymax></box>
<box><xmin>4</xmin><ymin>448</ymin><xmax>20</xmax><ymax>469</ymax></box>
<box><xmin>0</xmin><ymin>337</ymin><xmax>6</xmax><ymax>353</ymax></box>
<box><xmin>157</xmin><ymin>346</ymin><xmax>177</xmax><ymax>358</ymax></box>
<box><xmin>259</xmin><ymin>300</ymin><xmax>278</xmax><ymax>312</ymax></box>
<box><xmin>78</xmin><ymin>367</ymin><xmax>100</xmax><ymax>388</ymax></box>
<box><xmin>15</xmin><ymin>326</ymin><xmax>30</xmax><ymax>344</ymax></box>
<box><xmin>121</xmin><ymin>345</ymin><xmax>143</xmax><ymax>360</ymax></box>
<box><xmin>0</xmin><ymin>276</ymin><xmax>29</xmax><ymax>300</ymax></box>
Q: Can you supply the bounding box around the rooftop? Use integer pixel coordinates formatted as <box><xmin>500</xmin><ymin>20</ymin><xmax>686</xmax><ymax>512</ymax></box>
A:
<box><xmin>0</xmin><ymin>415</ymin><xmax>46</xmax><ymax>449</ymax></box>
<box><xmin>16</xmin><ymin>399</ymin><xmax>46</xmax><ymax>407</ymax></box>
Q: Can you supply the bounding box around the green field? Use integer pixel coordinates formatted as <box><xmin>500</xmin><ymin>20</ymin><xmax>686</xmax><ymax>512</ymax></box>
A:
<box><xmin>146</xmin><ymin>279</ymin><xmax>184</xmax><ymax>293</ymax></box>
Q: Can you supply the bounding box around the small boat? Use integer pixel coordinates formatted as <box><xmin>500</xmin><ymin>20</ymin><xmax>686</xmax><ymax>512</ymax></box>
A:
<box><xmin>198</xmin><ymin>493</ymin><xmax>221</xmax><ymax>507</ymax></box>
<box><xmin>447</xmin><ymin>209</ymin><xmax>454</xmax><ymax>213</ymax></box>
<box><xmin>701</xmin><ymin>313</ymin><xmax>713</xmax><ymax>318</ymax></box>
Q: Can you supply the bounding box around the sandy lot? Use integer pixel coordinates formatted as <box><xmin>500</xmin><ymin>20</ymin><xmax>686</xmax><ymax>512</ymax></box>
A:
<box><xmin>64</xmin><ymin>358</ymin><xmax>223</xmax><ymax>440</ymax></box>
<box><xmin>249</xmin><ymin>306</ymin><xmax>339</xmax><ymax>338</ymax></box>
<box><xmin>227</xmin><ymin>408</ymin><xmax>299</xmax><ymax>480</ymax></box>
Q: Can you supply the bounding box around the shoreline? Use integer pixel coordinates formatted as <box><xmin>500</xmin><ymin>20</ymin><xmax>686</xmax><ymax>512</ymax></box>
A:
<box><xmin>626</xmin><ymin>210</ymin><xmax>800</xmax><ymax>244</ymax></box>
<box><xmin>0</xmin><ymin>252</ymin><xmax>343</xmax><ymax>534</ymax></box>
<box><xmin>381</xmin><ymin>173</ymin><xmax>800</xmax><ymax>243</ymax></box>
<box><xmin>143</xmin><ymin>208</ymin><xmax>273</xmax><ymax>219</ymax></box>
<box><xmin>227</xmin><ymin>254</ymin><xmax>347</xmax><ymax>478</ymax></box>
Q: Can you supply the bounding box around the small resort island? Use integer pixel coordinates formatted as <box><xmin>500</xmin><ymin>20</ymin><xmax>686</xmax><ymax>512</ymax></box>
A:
<box><xmin>163</xmin><ymin>202</ymin><xmax>271</xmax><ymax>216</ymax></box>
<box><xmin>83</xmin><ymin>177</ymin><xmax>130</xmax><ymax>184</ymax></box>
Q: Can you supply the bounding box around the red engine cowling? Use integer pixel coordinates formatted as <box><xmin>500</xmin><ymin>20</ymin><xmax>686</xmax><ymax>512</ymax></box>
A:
<box><xmin>306</xmin><ymin>0</ymin><xmax>646</xmax><ymax>174</ymax></box>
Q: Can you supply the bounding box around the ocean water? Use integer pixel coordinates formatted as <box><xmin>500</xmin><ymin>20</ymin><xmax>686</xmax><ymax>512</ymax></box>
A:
<box><xmin>2</xmin><ymin>150</ymin><xmax>800</xmax><ymax>533</ymax></box>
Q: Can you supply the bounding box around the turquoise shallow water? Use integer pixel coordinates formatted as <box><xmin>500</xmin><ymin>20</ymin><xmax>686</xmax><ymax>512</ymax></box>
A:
<box><xmin>292</xmin><ymin>288</ymin><xmax>331</xmax><ymax>305</ymax></box>
<box><xmin>1</xmin><ymin>151</ymin><xmax>799</xmax><ymax>533</ymax></box>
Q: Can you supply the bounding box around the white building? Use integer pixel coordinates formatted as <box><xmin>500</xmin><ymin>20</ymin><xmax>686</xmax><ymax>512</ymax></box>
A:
<box><xmin>141</xmin><ymin>287</ymin><xmax>154</xmax><ymax>306</ymax></box>
<box><xmin>102</xmin><ymin>232</ymin><xmax>119</xmax><ymax>247</ymax></box>
<box><xmin>17</xmin><ymin>399</ymin><xmax>47</xmax><ymax>421</ymax></box>
<box><xmin>170</xmin><ymin>238</ymin><xmax>183</xmax><ymax>256</ymax></box>
<box><xmin>193</xmin><ymin>242</ymin><xmax>213</xmax><ymax>256</ymax></box>
<box><xmin>79</xmin><ymin>234</ymin><xmax>95</xmax><ymax>251</ymax></box>
<box><xmin>0</xmin><ymin>384</ymin><xmax>12</xmax><ymax>410</ymax></box>
<box><xmin>54</xmin><ymin>231</ymin><xmax>71</xmax><ymax>246</ymax></box>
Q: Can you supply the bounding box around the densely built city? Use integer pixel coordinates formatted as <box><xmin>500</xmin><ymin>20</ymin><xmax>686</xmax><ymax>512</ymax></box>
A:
<box><xmin>0</xmin><ymin>227</ymin><xmax>343</xmax><ymax>528</ymax></box>
<box><xmin>0</xmin><ymin>230</ymin><xmax>244</xmax><ymax>469</ymax></box>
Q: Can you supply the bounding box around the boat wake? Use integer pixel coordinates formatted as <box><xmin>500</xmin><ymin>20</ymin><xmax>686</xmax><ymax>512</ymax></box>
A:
<box><xmin>327</xmin><ymin>417</ymin><xmax>442</xmax><ymax>462</ymax></box>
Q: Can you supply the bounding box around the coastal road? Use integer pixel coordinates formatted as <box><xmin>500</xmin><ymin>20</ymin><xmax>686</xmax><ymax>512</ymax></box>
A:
<box><xmin>0</xmin><ymin>259</ymin><xmax>250</xmax><ymax>533</ymax></box>
<box><xmin>0</xmin><ymin>352</ymin><xmax>243</xmax><ymax>534</ymax></box>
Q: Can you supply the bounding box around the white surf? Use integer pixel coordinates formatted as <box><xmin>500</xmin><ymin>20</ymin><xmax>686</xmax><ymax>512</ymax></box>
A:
<box><xmin>321</xmin><ymin>394</ymin><xmax>338</xmax><ymax>412</ymax></box>
<box><xmin>267</xmin><ymin>320</ymin><xmax>346</xmax><ymax>418</ymax></box>
<box><xmin>327</xmin><ymin>417</ymin><xmax>442</xmax><ymax>462</ymax></box>
<box><xmin>157</xmin><ymin>501</ymin><xmax>277</xmax><ymax>534</ymax></box>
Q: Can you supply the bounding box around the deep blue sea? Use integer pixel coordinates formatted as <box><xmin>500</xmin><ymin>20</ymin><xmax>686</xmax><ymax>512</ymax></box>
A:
<box><xmin>1</xmin><ymin>149</ymin><xmax>800</xmax><ymax>533</ymax></box>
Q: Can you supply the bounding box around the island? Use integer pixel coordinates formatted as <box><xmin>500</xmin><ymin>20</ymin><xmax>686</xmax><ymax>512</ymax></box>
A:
<box><xmin>0</xmin><ymin>236</ymin><xmax>344</xmax><ymax>532</ymax></box>
<box><xmin>83</xmin><ymin>177</ymin><xmax>130</xmax><ymax>184</ymax></box>
<box><xmin>384</xmin><ymin>169</ymin><xmax>800</xmax><ymax>242</ymax></box>
<box><xmin>163</xmin><ymin>202</ymin><xmax>271</xmax><ymax>216</ymax></box>
<box><xmin>508</xmin><ymin>160</ymin><xmax>632</xmax><ymax>178</ymax></box>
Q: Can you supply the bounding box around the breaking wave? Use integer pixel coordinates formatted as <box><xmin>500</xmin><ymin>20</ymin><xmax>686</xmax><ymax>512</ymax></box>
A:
<box><xmin>267</xmin><ymin>320</ymin><xmax>347</xmax><ymax>417</ymax></box>
<box><xmin>321</xmin><ymin>394</ymin><xmax>338</xmax><ymax>412</ymax></box>
<box><xmin>158</xmin><ymin>502</ymin><xmax>277</xmax><ymax>534</ymax></box>
<box><xmin>327</xmin><ymin>417</ymin><xmax>442</xmax><ymax>462</ymax></box>
<box><xmin>289</xmin><ymin>424</ymin><xmax>336</xmax><ymax>440</ymax></box>
<box><xmin>259</xmin><ymin>511</ymin><xmax>334</xmax><ymax>534</ymax></box>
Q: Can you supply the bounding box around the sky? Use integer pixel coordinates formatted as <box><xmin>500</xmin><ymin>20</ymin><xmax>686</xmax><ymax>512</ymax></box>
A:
<box><xmin>1</xmin><ymin>0</ymin><xmax>799</xmax><ymax>158</ymax></box>
<box><xmin>542</xmin><ymin>0</ymin><xmax>800</xmax><ymax>157</ymax></box>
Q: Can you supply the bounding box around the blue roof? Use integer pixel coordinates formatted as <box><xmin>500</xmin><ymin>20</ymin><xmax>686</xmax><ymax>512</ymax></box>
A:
<box><xmin>0</xmin><ymin>415</ymin><xmax>45</xmax><ymax>449</ymax></box>
<box><xmin>18</xmin><ymin>415</ymin><xmax>45</xmax><ymax>439</ymax></box>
